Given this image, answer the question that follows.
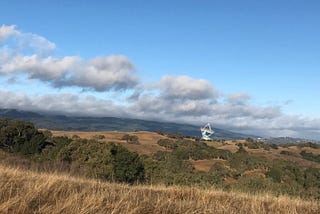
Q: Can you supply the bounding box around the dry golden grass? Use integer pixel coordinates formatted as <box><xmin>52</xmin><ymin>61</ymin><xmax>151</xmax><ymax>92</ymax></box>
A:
<box><xmin>50</xmin><ymin>130</ymin><xmax>167</xmax><ymax>155</ymax></box>
<box><xmin>242</xmin><ymin>168</ymin><xmax>267</xmax><ymax>178</ymax></box>
<box><xmin>301</xmin><ymin>147</ymin><xmax>320</xmax><ymax>155</ymax></box>
<box><xmin>0</xmin><ymin>165</ymin><xmax>319</xmax><ymax>214</ymax></box>
<box><xmin>191</xmin><ymin>159</ymin><xmax>227</xmax><ymax>172</ymax></box>
<box><xmin>217</xmin><ymin>143</ymin><xmax>240</xmax><ymax>153</ymax></box>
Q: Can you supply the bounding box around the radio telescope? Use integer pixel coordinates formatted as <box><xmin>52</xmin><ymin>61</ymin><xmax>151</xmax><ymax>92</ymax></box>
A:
<box><xmin>201</xmin><ymin>123</ymin><xmax>214</xmax><ymax>140</ymax></box>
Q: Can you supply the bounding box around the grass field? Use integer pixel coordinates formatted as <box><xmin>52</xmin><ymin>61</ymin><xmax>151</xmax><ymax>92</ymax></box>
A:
<box><xmin>0</xmin><ymin>165</ymin><xmax>319</xmax><ymax>214</ymax></box>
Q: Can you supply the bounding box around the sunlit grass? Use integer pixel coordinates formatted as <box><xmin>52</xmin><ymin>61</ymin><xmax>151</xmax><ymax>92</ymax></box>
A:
<box><xmin>0</xmin><ymin>165</ymin><xmax>319</xmax><ymax>214</ymax></box>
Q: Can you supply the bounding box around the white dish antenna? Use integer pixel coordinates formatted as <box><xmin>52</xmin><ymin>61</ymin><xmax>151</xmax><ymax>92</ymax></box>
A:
<box><xmin>201</xmin><ymin>123</ymin><xmax>214</xmax><ymax>140</ymax></box>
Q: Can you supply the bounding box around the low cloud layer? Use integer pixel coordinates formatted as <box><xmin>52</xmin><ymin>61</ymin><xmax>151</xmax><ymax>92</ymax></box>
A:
<box><xmin>0</xmin><ymin>25</ymin><xmax>319</xmax><ymax>139</ymax></box>
<box><xmin>1</xmin><ymin>89</ymin><xmax>319</xmax><ymax>139</ymax></box>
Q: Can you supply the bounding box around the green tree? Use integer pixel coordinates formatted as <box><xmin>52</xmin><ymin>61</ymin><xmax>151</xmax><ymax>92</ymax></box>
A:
<box><xmin>0</xmin><ymin>119</ymin><xmax>48</xmax><ymax>156</ymax></box>
<box><xmin>110</xmin><ymin>144</ymin><xmax>144</xmax><ymax>183</ymax></box>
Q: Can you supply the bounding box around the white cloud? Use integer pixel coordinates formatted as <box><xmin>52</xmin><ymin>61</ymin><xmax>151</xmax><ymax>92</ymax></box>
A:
<box><xmin>0</xmin><ymin>90</ymin><xmax>128</xmax><ymax>117</ymax></box>
<box><xmin>0</xmin><ymin>24</ymin><xmax>55</xmax><ymax>54</ymax></box>
<box><xmin>226</xmin><ymin>92</ymin><xmax>251</xmax><ymax>105</ymax></box>
<box><xmin>0</xmin><ymin>25</ymin><xmax>19</xmax><ymax>41</ymax></box>
<box><xmin>159</xmin><ymin>75</ymin><xmax>218</xmax><ymax>100</ymax></box>
<box><xmin>55</xmin><ymin>55</ymin><xmax>139</xmax><ymax>91</ymax></box>
<box><xmin>19</xmin><ymin>32</ymin><xmax>56</xmax><ymax>53</ymax></box>
<box><xmin>0</xmin><ymin>53</ymin><xmax>138</xmax><ymax>91</ymax></box>
<box><xmin>0</xmin><ymin>54</ymin><xmax>79</xmax><ymax>80</ymax></box>
<box><xmin>0</xmin><ymin>25</ymin><xmax>139</xmax><ymax>91</ymax></box>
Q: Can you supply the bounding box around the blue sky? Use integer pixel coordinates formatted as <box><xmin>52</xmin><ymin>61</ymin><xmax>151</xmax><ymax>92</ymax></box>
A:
<box><xmin>0</xmin><ymin>0</ymin><xmax>319</xmax><ymax>139</ymax></box>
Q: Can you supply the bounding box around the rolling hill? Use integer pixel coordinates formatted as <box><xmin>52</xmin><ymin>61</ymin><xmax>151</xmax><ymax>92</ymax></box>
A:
<box><xmin>49</xmin><ymin>130</ymin><xmax>320</xmax><ymax>170</ymax></box>
<box><xmin>0</xmin><ymin>108</ymin><xmax>257</xmax><ymax>139</ymax></box>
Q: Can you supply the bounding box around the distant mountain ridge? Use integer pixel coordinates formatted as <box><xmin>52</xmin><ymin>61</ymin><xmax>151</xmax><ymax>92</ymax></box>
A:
<box><xmin>0</xmin><ymin>108</ymin><xmax>257</xmax><ymax>139</ymax></box>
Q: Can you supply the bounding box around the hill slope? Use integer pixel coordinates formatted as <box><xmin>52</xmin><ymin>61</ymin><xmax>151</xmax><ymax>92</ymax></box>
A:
<box><xmin>0</xmin><ymin>165</ymin><xmax>319</xmax><ymax>214</ymax></box>
<box><xmin>1</xmin><ymin>118</ymin><xmax>320</xmax><ymax>209</ymax></box>
<box><xmin>50</xmin><ymin>130</ymin><xmax>320</xmax><ymax>170</ymax></box>
<box><xmin>0</xmin><ymin>108</ymin><xmax>257</xmax><ymax>139</ymax></box>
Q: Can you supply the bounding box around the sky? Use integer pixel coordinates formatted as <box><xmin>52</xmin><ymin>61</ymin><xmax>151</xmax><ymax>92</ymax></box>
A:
<box><xmin>0</xmin><ymin>0</ymin><xmax>319</xmax><ymax>139</ymax></box>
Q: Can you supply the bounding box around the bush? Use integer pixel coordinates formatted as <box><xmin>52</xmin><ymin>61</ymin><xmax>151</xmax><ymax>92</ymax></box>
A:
<box><xmin>0</xmin><ymin>119</ymin><xmax>48</xmax><ymax>156</ymax></box>
<box><xmin>157</xmin><ymin>139</ymin><xmax>178</xmax><ymax>150</ymax></box>
<box><xmin>93</xmin><ymin>135</ymin><xmax>105</xmax><ymax>140</ymax></box>
<box><xmin>37</xmin><ymin>136</ymin><xmax>72</xmax><ymax>162</ymax></box>
<box><xmin>280</xmin><ymin>150</ymin><xmax>295</xmax><ymax>156</ymax></box>
<box><xmin>72</xmin><ymin>135</ymin><xmax>80</xmax><ymax>140</ymax></box>
<box><xmin>269</xmin><ymin>144</ymin><xmax>279</xmax><ymax>149</ymax></box>
<box><xmin>300</xmin><ymin>150</ymin><xmax>320</xmax><ymax>163</ymax></box>
<box><xmin>246</xmin><ymin>143</ymin><xmax>260</xmax><ymax>149</ymax></box>
<box><xmin>236</xmin><ymin>144</ymin><xmax>248</xmax><ymax>154</ymax></box>
<box><xmin>57</xmin><ymin>139</ymin><xmax>144</xmax><ymax>183</ymax></box>
<box><xmin>157</xmin><ymin>138</ymin><xmax>232</xmax><ymax>161</ymax></box>
<box><xmin>144</xmin><ymin>154</ymin><xmax>194</xmax><ymax>185</ymax></box>
<box><xmin>122</xmin><ymin>134</ymin><xmax>139</xmax><ymax>144</ymax></box>
<box><xmin>110</xmin><ymin>144</ymin><xmax>145</xmax><ymax>183</ymax></box>
<box><xmin>303</xmin><ymin>167</ymin><xmax>320</xmax><ymax>199</ymax></box>
<box><xmin>232</xmin><ymin>176</ymin><xmax>276</xmax><ymax>194</ymax></box>
<box><xmin>267</xmin><ymin>160</ymin><xmax>304</xmax><ymax>186</ymax></box>
<box><xmin>209</xmin><ymin>162</ymin><xmax>233</xmax><ymax>184</ymax></box>
<box><xmin>229</xmin><ymin>151</ymin><xmax>269</xmax><ymax>173</ymax></box>
<box><xmin>298</xmin><ymin>142</ymin><xmax>320</xmax><ymax>149</ymax></box>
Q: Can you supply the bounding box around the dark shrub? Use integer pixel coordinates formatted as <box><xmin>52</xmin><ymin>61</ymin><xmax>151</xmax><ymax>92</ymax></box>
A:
<box><xmin>122</xmin><ymin>134</ymin><xmax>139</xmax><ymax>144</ymax></box>
<box><xmin>280</xmin><ymin>150</ymin><xmax>295</xmax><ymax>156</ymax></box>
<box><xmin>0</xmin><ymin>119</ymin><xmax>48</xmax><ymax>156</ymax></box>
<box><xmin>110</xmin><ymin>144</ymin><xmax>145</xmax><ymax>183</ymax></box>
<box><xmin>300</xmin><ymin>150</ymin><xmax>320</xmax><ymax>163</ymax></box>
<box><xmin>157</xmin><ymin>139</ymin><xmax>178</xmax><ymax>150</ymax></box>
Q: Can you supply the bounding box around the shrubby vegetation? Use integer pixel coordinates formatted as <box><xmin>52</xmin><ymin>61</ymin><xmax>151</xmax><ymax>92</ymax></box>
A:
<box><xmin>157</xmin><ymin>139</ymin><xmax>231</xmax><ymax>160</ymax></box>
<box><xmin>93</xmin><ymin>134</ymin><xmax>105</xmax><ymax>140</ymax></box>
<box><xmin>0</xmin><ymin>119</ymin><xmax>48</xmax><ymax>156</ymax></box>
<box><xmin>55</xmin><ymin>139</ymin><xmax>144</xmax><ymax>183</ymax></box>
<box><xmin>122</xmin><ymin>134</ymin><xmax>140</xmax><ymax>144</ymax></box>
<box><xmin>244</xmin><ymin>138</ymin><xmax>275</xmax><ymax>151</ymax></box>
<box><xmin>280</xmin><ymin>150</ymin><xmax>295</xmax><ymax>156</ymax></box>
<box><xmin>297</xmin><ymin>142</ymin><xmax>320</xmax><ymax>149</ymax></box>
<box><xmin>0</xmin><ymin>119</ymin><xmax>144</xmax><ymax>184</ymax></box>
<box><xmin>229</xmin><ymin>147</ymin><xmax>269</xmax><ymax>173</ymax></box>
<box><xmin>157</xmin><ymin>139</ymin><xmax>178</xmax><ymax>150</ymax></box>
<box><xmin>0</xmin><ymin>119</ymin><xmax>319</xmax><ymax>199</ymax></box>
<box><xmin>300</xmin><ymin>150</ymin><xmax>320</xmax><ymax>163</ymax></box>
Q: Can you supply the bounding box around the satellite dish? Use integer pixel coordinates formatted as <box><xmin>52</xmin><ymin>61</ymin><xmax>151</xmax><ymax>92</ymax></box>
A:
<box><xmin>201</xmin><ymin>123</ymin><xmax>214</xmax><ymax>140</ymax></box>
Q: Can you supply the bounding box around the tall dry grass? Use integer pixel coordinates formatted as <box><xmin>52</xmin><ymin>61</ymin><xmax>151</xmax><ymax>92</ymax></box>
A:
<box><xmin>0</xmin><ymin>165</ymin><xmax>319</xmax><ymax>214</ymax></box>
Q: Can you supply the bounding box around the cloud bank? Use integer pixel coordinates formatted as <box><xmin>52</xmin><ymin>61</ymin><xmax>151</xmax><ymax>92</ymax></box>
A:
<box><xmin>0</xmin><ymin>25</ymin><xmax>319</xmax><ymax>139</ymax></box>
<box><xmin>0</xmin><ymin>25</ymin><xmax>139</xmax><ymax>91</ymax></box>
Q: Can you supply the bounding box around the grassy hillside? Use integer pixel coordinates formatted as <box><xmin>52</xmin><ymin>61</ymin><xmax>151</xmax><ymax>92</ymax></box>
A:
<box><xmin>50</xmin><ymin>130</ymin><xmax>168</xmax><ymax>155</ymax></box>
<box><xmin>1</xmin><ymin>118</ymin><xmax>320</xmax><ymax>212</ymax></box>
<box><xmin>0</xmin><ymin>165</ymin><xmax>319</xmax><ymax>214</ymax></box>
<box><xmin>51</xmin><ymin>130</ymin><xmax>320</xmax><ymax>170</ymax></box>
